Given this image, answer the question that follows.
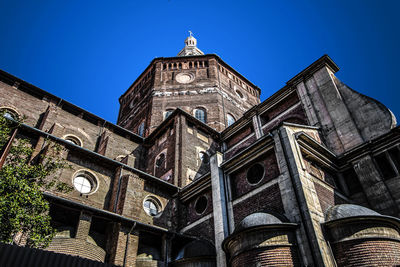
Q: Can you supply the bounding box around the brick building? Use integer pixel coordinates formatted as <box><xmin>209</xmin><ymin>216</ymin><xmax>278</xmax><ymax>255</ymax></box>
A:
<box><xmin>1</xmin><ymin>34</ymin><xmax>400</xmax><ymax>266</ymax></box>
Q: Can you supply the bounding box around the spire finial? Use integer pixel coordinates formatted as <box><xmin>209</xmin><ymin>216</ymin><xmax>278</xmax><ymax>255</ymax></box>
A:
<box><xmin>177</xmin><ymin>32</ymin><xmax>204</xmax><ymax>57</ymax></box>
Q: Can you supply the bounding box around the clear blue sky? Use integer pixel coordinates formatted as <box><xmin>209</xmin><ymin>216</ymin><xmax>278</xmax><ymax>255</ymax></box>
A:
<box><xmin>0</xmin><ymin>0</ymin><xmax>399</xmax><ymax>123</ymax></box>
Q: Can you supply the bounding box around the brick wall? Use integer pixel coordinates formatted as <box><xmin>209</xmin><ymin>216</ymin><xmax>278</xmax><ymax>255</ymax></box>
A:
<box><xmin>225</xmin><ymin>123</ymin><xmax>253</xmax><ymax>149</ymax></box>
<box><xmin>260</xmin><ymin>91</ymin><xmax>301</xmax><ymax>124</ymax></box>
<box><xmin>46</xmin><ymin>237</ymin><xmax>106</xmax><ymax>262</ymax></box>
<box><xmin>232</xmin><ymin>183</ymin><xmax>284</xmax><ymax>227</ymax></box>
<box><xmin>332</xmin><ymin>239</ymin><xmax>400</xmax><ymax>266</ymax></box>
<box><xmin>184</xmin><ymin>217</ymin><xmax>215</xmax><ymax>245</ymax></box>
<box><xmin>230</xmin><ymin>246</ymin><xmax>300</xmax><ymax>267</ymax></box>
<box><xmin>314</xmin><ymin>181</ymin><xmax>347</xmax><ymax>213</ymax></box>
<box><xmin>225</xmin><ymin>134</ymin><xmax>256</xmax><ymax>159</ymax></box>
<box><xmin>145</xmin><ymin>126</ymin><xmax>176</xmax><ymax>183</ymax></box>
<box><xmin>180</xmin><ymin>121</ymin><xmax>217</xmax><ymax>187</ymax></box>
<box><xmin>230</xmin><ymin>150</ymin><xmax>280</xmax><ymax>199</ymax></box>
<box><xmin>183</xmin><ymin>190</ymin><xmax>213</xmax><ymax>225</ymax></box>
<box><xmin>262</xmin><ymin>104</ymin><xmax>308</xmax><ymax>135</ymax></box>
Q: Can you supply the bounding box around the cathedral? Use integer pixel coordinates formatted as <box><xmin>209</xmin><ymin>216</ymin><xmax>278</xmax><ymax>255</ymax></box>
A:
<box><xmin>0</xmin><ymin>34</ymin><xmax>400</xmax><ymax>267</ymax></box>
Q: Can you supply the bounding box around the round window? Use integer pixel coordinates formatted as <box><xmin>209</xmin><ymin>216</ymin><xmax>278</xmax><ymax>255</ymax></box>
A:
<box><xmin>73</xmin><ymin>171</ymin><xmax>97</xmax><ymax>194</ymax></box>
<box><xmin>143</xmin><ymin>197</ymin><xmax>162</xmax><ymax>216</ymax></box>
<box><xmin>246</xmin><ymin>163</ymin><xmax>265</xmax><ymax>185</ymax></box>
<box><xmin>195</xmin><ymin>195</ymin><xmax>208</xmax><ymax>215</ymax></box>
<box><xmin>74</xmin><ymin>175</ymin><xmax>93</xmax><ymax>194</ymax></box>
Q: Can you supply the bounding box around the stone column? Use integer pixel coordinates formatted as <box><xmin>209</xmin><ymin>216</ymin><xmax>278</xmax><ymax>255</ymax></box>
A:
<box><xmin>277</xmin><ymin>126</ymin><xmax>336</xmax><ymax>266</ymax></box>
<box><xmin>210</xmin><ymin>152</ymin><xmax>228</xmax><ymax>267</ymax></box>
<box><xmin>252</xmin><ymin>115</ymin><xmax>263</xmax><ymax>139</ymax></box>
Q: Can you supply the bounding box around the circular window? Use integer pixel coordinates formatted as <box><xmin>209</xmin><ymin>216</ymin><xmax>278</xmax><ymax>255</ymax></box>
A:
<box><xmin>246</xmin><ymin>163</ymin><xmax>265</xmax><ymax>185</ymax></box>
<box><xmin>73</xmin><ymin>171</ymin><xmax>97</xmax><ymax>194</ymax></box>
<box><xmin>195</xmin><ymin>195</ymin><xmax>208</xmax><ymax>215</ymax></box>
<box><xmin>176</xmin><ymin>72</ymin><xmax>195</xmax><ymax>84</ymax></box>
<box><xmin>143</xmin><ymin>197</ymin><xmax>162</xmax><ymax>216</ymax></box>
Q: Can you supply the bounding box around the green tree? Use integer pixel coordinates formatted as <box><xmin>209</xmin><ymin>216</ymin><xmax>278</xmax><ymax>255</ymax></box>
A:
<box><xmin>0</xmin><ymin>111</ymin><xmax>71</xmax><ymax>248</ymax></box>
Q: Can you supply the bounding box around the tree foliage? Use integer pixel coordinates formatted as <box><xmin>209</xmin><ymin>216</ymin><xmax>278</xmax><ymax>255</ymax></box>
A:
<box><xmin>0</xmin><ymin>112</ymin><xmax>71</xmax><ymax>248</ymax></box>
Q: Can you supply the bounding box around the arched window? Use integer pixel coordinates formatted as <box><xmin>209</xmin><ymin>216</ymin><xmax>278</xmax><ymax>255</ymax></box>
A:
<box><xmin>138</xmin><ymin>122</ymin><xmax>145</xmax><ymax>137</ymax></box>
<box><xmin>164</xmin><ymin>109</ymin><xmax>174</xmax><ymax>119</ymax></box>
<box><xmin>63</xmin><ymin>135</ymin><xmax>82</xmax><ymax>146</ymax></box>
<box><xmin>235</xmin><ymin>90</ymin><xmax>244</xmax><ymax>99</ymax></box>
<box><xmin>1</xmin><ymin>107</ymin><xmax>19</xmax><ymax>121</ymax></box>
<box><xmin>227</xmin><ymin>114</ymin><xmax>236</xmax><ymax>127</ymax></box>
<box><xmin>155</xmin><ymin>153</ymin><xmax>165</xmax><ymax>168</ymax></box>
<box><xmin>194</xmin><ymin>108</ymin><xmax>206</xmax><ymax>123</ymax></box>
<box><xmin>199</xmin><ymin>151</ymin><xmax>209</xmax><ymax>164</ymax></box>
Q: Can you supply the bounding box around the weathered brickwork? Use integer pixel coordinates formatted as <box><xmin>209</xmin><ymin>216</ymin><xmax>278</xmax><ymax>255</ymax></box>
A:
<box><xmin>225</xmin><ymin>134</ymin><xmax>256</xmax><ymax>159</ymax></box>
<box><xmin>332</xmin><ymin>239</ymin><xmax>400</xmax><ymax>266</ymax></box>
<box><xmin>230</xmin><ymin>150</ymin><xmax>280</xmax><ymax>198</ymax></box>
<box><xmin>46</xmin><ymin>237</ymin><xmax>106</xmax><ymax>262</ymax></box>
<box><xmin>230</xmin><ymin>246</ymin><xmax>300</xmax><ymax>267</ymax></box>
<box><xmin>145</xmin><ymin>125</ymin><xmax>176</xmax><ymax>181</ymax></box>
<box><xmin>260</xmin><ymin>91</ymin><xmax>301</xmax><ymax>123</ymax></box>
<box><xmin>232</xmin><ymin>183</ymin><xmax>284</xmax><ymax>226</ymax></box>
<box><xmin>184</xmin><ymin>190</ymin><xmax>213</xmax><ymax>225</ymax></box>
<box><xmin>184</xmin><ymin>217</ymin><xmax>215</xmax><ymax>245</ymax></box>
<box><xmin>225</xmin><ymin>123</ymin><xmax>254</xmax><ymax>149</ymax></box>
<box><xmin>1</xmin><ymin>49</ymin><xmax>400</xmax><ymax>267</ymax></box>
<box><xmin>118</xmin><ymin>55</ymin><xmax>260</xmax><ymax>135</ymax></box>
<box><xmin>313</xmin><ymin>181</ymin><xmax>347</xmax><ymax>213</ymax></box>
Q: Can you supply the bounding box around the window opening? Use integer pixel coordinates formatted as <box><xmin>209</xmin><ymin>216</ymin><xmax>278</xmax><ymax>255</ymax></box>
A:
<box><xmin>143</xmin><ymin>197</ymin><xmax>161</xmax><ymax>216</ymax></box>
<box><xmin>73</xmin><ymin>172</ymin><xmax>97</xmax><ymax>194</ymax></box>
<box><xmin>195</xmin><ymin>195</ymin><xmax>208</xmax><ymax>215</ymax></box>
<box><xmin>199</xmin><ymin>151</ymin><xmax>209</xmax><ymax>164</ymax></box>
<box><xmin>246</xmin><ymin>163</ymin><xmax>265</xmax><ymax>184</ymax></box>
<box><xmin>375</xmin><ymin>153</ymin><xmax>396</xmax><ymax>179</ymax></box>
<box><xmin>194</xmin><ymin>108</ymin><xmax>206</xmax><ymax>123</ymax></box>
<box><xmin>227</xmin><ymin>114</ymin><xmax>235</xmax><ymax>126</ymax></box>
<box><xmin>138</xmin><ymin>122</ymin><xmax>145</xmax><ymax>137</ymax></box>
<box><xmin>156</xmin><ymin>153</ymin><xmax>165</xmax><ymax>167</ymax></box>
<box><xmin>165</xmin><ymin>109</ymin><xmax>174</xmax><ymax>119</ymax></box>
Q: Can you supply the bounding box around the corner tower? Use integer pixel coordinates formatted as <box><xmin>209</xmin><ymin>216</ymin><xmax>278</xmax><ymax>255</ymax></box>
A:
<box><xmin>117</xmin><ymin>34</ymin><xmax>261</xmax><ymax>136</ymax></box>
